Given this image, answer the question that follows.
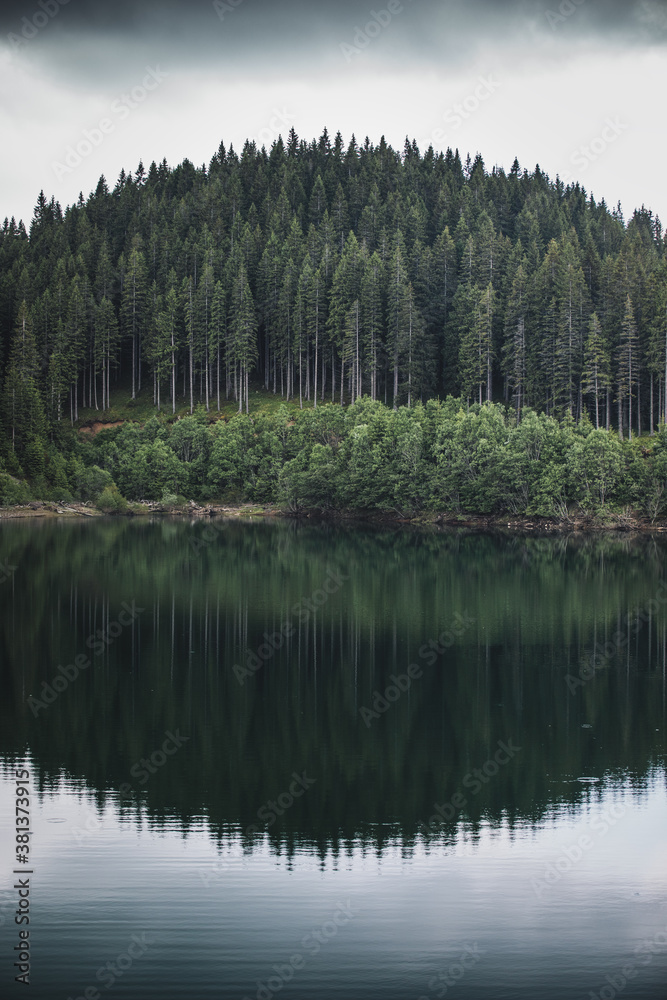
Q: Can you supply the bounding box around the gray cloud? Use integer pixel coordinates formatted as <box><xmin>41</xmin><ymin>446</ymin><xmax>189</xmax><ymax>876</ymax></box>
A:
<box><xmin>1</xmin><ymin>0</ymin><xmax>665</xmax><ymax>32</ymax></box>
<box><xmin>3</xmin><ymin>0</ymin><xmax>666</xmax><ymax>85</ymax></box>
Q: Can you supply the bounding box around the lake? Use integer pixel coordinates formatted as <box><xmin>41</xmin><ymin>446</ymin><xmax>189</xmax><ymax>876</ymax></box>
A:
<box><xmin>1</xmin><ymin>518</ymin><xmax>666</xmax><ymax>1000</ymax></box>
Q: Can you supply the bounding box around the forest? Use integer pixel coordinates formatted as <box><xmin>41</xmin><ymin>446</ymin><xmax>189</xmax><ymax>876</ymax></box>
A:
<box><xmin>1</xmin><ymin>128</ymin><xmax>666</xmax><ymax>516</ymax></box>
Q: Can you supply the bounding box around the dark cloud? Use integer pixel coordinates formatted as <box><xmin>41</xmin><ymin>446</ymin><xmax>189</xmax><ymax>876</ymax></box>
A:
<box><xmin>2</xmin><ymin>0</ymin><xmax>665</xmax><ymax>100</ymax></box>
<box><xmin>3</xmin><ymin>0</ymin><xmax>666</xmax><ymax>60</ymax></box>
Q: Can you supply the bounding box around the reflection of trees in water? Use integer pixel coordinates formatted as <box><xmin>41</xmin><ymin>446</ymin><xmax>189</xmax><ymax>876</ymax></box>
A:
<box><xmin>0</xmin><ymin>519</ymin><xmax>665</xmax><ymax>854</ymax></box>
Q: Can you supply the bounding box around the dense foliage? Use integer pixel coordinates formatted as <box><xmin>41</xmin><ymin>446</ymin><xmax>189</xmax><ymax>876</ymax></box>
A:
<box><xmin>3</xmin><ymin>397</ymin><xmax>667</xmax><ymax>521</ymax></box>
<box><xmin>1</xmin><ymin>128</ymin><xmax>666</xmax><ymax>513</ymax></box>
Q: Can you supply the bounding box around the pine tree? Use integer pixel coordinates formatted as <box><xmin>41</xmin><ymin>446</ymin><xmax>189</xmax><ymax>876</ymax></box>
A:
<box><xmin>66</xmin><ymin>276</ymin><xmax>87</xmax><ymax>422</ymax></box>
<box><xmin>401</xmin><ymin>282</ymin><xmax>426</xmax><ymax>407</ymax></box>
<box><xmin>342</xmin><ymin>299</ymin><xmax>362</xmax><ymax>403</ymax></box>
<box><xmin>257</xmin><ymin>234</ymin><xmax>282</xmax><ymax>394</ymax></box>
<box><xmin>327</xmin><ymin>232</ymin><xmax>362</xmax><ymax>404</ymax></box>
<box><xmin>229</xmin><ymin>264</ymin><xmax>258</xmax><ymax>414</ymax></box>
<box><xmin>386</xmin><ymin>234</ymin><xmax>410</xmax><ymax>408</ymax></box>
<box><xmin>307</xmin><ymin>266</ymin><xmax>325</xmax><ymax>407</ymax></box>
<box><xmin>151</xmin><ymin>286</ymin><xmax>180</xmax><ymax>413</ymax></box>
<box><xmin>95</xmin><ymin>297</ymin><xmax>120</xmax><ymax>411</ymax></box>
<box><xmin>121</xmin><ymin>240</ymin><xmax>147</xmax><ymax>400</ymax></box>
<box><xmin>553</xmin><ymin>239</ymin><xmax>587</xmax><ymax>417</ymax></box>
<box><xmin>47</xmin><ymin>319</ymin><xmax>69</xmax><ymax>425</ymax></box>
<box><xmin>581</xmin><ymin>312</ymin><xmax>611</xmax><ymax>430</ymax></box>
<box><xmin>361</xmin><ymin>252</ymin><xmax>384</xmax><ymax>401</ymax></box>
<box><xmin>503</xmin><ymin>264</ymin><xmax>529</xmax><ymax>417</ymax></box>
<box><xmin>617</xmin><ymin>295</ymin><xmax>639</xmax><ymax>439</ymax></box>
<box><xmin>181</xmin><ymin>276</ymin><xmax>196</xmax><ymax>415</ymax></box>
<box><xmin>3</xmin><ymin>302</ymin><xmax>45</xmax><ymax>451</ymax></box>
<box><xmin>195</xmin><ymin>262</ymin><xmax>215</xmax><ymax>411</ymax></box>
<box><xmin>459</xmin><ymin>285</ymin><xmax>493</xmax><ymax>404</ymax></box>
<box><xmin>211</xmin><ymin>281</ymin><xmax>226</xmax><ymax>412</ymax></box>
<box><xmin>433</xmin><ymin>227</ymin><xmax>457</xmax><ymax>391</ymax></box>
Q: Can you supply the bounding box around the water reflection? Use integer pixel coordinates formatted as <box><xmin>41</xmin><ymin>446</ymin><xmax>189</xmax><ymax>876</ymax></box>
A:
<box><xmin>1</xmin><ymin>519</ymin><xmax>665</xmax><ymax>852</ymax></box>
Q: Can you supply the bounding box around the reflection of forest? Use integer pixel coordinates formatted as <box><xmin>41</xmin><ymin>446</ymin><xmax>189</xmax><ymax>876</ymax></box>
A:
<box><xmin>1</xmin><ymin>519</ymin><xmax>666</xmax><ymax>854</ymax></box>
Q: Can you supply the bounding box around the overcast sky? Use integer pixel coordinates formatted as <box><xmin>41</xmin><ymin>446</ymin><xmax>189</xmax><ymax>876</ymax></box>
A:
<box><xmin>1</xmin><ymin>0</ymin><xmax>665</xmax><ymax>228</ymax></box>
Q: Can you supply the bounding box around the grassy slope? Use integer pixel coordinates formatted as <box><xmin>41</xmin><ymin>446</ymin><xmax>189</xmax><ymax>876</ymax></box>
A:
<box><xmin>76</xmin><ymin>379</ymin><xmax>318</xmax><ymax>428</ymax></box>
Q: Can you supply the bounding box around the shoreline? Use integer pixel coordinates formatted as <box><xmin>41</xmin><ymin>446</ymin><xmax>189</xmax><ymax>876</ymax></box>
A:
<box><xmin>1</xmin><ymin>501</ymin><xmax>666</xmax><ymax>533</ymax></box>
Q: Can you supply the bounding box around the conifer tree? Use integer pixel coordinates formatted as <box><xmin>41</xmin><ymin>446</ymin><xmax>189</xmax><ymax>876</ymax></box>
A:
<box><xmin>361</xmin><ymin>252</ymin><xmax>384</xmax><ymax>401</ymax></box>
<box><xmin>211</xmin><ymin>281</ymin><xmax>226</xmax><ymax>412</ymax></box>
<box><xmin>3</xmin><ymin>302</ymin><xmax>45</xmax><ymax>451</ymax></box>
<box><xmin>503</xmin><ymin>264</ymin><xmax>529</xmax><ymax>417</ymax></box>
<box><xmin>386</xmin><ymin>234</ymin><xmax>410</xmax><ymax>408</ymax></box>
<box><xmin>617</xmin><ymin>295</ymin><xmax>639</xmax><ymax>439</ymax></box>
<box><xmin>95</xmin><ymin>296</ymin><xmax>120</xmax><ymax>411</ymax></box>
<box><xmin>121</xmin><ymin>240</ymin><xmax>147</xmax><ymax>400</ymax></box>
<box><xmin>230</xmin><ymin>264</ymin><xmax>258</xmax><ymax>414</ymax></box>
<box><xmin>581</xmin><ymin>312</ymin><xmax>611</xmax><ymax>430</ymax></box>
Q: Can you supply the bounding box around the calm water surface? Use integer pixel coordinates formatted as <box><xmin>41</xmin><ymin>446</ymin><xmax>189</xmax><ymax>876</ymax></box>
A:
<box><xmin>1</xmin><ymin>518</ymin><xmax>666</xmax><ymax>1000</ymax></box>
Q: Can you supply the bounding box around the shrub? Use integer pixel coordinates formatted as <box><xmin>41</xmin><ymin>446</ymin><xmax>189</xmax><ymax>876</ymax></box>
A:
<box><xmin>96</xmin><ymin>485</ymin><xmax>127</xmax><ymax>513</ymax></box>
<box><xmin>76</xmin><ymin>464</ymin><xmax>114</xmax><ymax>501</ymax></box>
<box><xmin>0</xmin><ymin>474</ymin><xmax>32</xmax><ymax>506</ymax></box>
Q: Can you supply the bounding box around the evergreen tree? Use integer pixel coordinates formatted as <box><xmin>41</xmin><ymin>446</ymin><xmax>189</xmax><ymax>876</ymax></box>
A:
<box><xmin>503</xmin><ymin>264</ymin><xmax>529</xmax><ymax>417</ymax></box>
<box><xmin>229</xmin><ymin>264</ymin><xmax>258</xmax><ymax>414</ymax></box>
<box><xmin>386</xmin><ymin>234</ymin><xmax>410</xmax><ymax>408</ymax></box>
<box><xmin>121</xmin><ymin>239</ymin><xmax>147</xmax><ymax>400</ymax></box>
<box><xmin>211</xmin><ymin>280</ymin><xmax>226</xmax><ymax>412</ymax></box>
<box><xmin>361</xmin><ymin>252</ymin><xmax>384</xmax><ymax>401</ymax></box>
<box><xmin>459</xmin><ymin>284</ymin><xmax>494</xmax><ymax>404</ymax></box>
<box><xmin>616</xmin><ymin>295</ymin><xmax>639</xmax><ymax>439</ymax></box>
<box><xmin>581</xmin><ymin>313</ymin><xmax>611</xmax><ymax>430</ymax></box>
<box><xmin>3</xmin><ymin>302</ymin><xmax>45</xmax><ymax>451</ymax></box>
<box><xmin>95</xmin><ymin>296</ymin><xmax>120</xmax><ymax>411</ymax></box>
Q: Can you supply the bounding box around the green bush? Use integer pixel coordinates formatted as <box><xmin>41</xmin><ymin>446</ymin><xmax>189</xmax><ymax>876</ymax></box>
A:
<box><xmin>76</xmin><ymin>464</ymin><xmax>114</xmax><ymax>501</ymax></box>
<box><xmin>0</xmin><ymin>474</ymin><xmax>32</xmax><ymax>506</ymax></box>
<box><xmin>46</xmin><ymin>487</ymin><xmax>74</xmax><ymax>504</ymax></box>
<box><xmin>96</xmin><ymin>485</ymin><xmax>127</xmax><ymax>514</ymax></box>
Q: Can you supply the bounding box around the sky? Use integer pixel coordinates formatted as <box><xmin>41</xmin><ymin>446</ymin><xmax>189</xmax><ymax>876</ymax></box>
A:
<box><xmin>0</xmin><ymin>0</ymin><xmax>666</xmax><ymax>228</ymax></box>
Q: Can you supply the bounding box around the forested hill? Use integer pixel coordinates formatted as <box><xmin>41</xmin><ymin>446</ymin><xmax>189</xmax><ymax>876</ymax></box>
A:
<box><xmin>1</xmin><ymin>129</ymin><xmax>667</xmax><ymax>511</ymax></box>
<box><xmin>2</xmin><ymin>129</ymin><xmax>666</xmax><ymax>428</ymax></box>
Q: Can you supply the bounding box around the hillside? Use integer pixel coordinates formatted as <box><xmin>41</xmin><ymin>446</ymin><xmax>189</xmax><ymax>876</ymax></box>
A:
<box><xmin>1</xmin><ymin>130</ymin><xmax>666</xmax><ymax>517</ymax></box>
